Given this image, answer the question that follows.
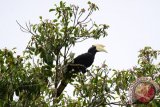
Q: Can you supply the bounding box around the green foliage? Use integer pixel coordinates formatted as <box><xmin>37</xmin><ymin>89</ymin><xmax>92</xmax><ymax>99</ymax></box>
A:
<box><xmin>67</xmin><ymin>47</ymin><xmax>160</xmax><ymax>107</ymax></box>
<box><xmin>1</xmin><ymin>1</ymin><xmax>160</xmax><ymax>107</ymax></box>
<box><xmin>0</xmin><ymin>48</ymin><xmax>50</xmax><ymax>106</ymax></box>
<box><xmin>1</xmin><ymin>1</ymin><xmax>109</xmax><ymax>106</ymax></box>
<box><xmin>52</xmin><ymin>46</ymin><xmax>160</xmax><ymax>107</ymax></box>
<box><xmin>72</xmin><ymin>66</ymin><xmax>116</xmax><ymax>107</ymax></box>
<box><xmin>24</xmin><ymin>2</ymin><xmax>108</xmax><ymax>95</ymax></box>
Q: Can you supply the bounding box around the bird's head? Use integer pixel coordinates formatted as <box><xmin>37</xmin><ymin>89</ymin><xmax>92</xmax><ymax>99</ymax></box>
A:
<box><xmin>88</xmin><ymin>44</ymin><xmax>107</xmax><ymax>54</ymax></box>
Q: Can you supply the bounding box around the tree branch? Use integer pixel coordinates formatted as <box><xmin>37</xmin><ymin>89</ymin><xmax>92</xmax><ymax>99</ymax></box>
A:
<box><xmin>56</xmin><ymin>64</ymin><xmax>86</xmax><ymax>97</ymax></box>
<box><xmin>16</xmin><ymin>20</ymin><xmax>36</xmax><ymax>36</ymax></box>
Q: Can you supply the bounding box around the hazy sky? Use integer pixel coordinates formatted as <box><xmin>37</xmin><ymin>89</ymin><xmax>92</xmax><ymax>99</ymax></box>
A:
<box><xmin>1</xmin><ymin>0</ymin><xmax>160</xmax><ymax>102</ymax></box>
<box><xmin>1</xmin><ymin>0</ymin><xmax>160</xmax><ymax>70</ymax></box>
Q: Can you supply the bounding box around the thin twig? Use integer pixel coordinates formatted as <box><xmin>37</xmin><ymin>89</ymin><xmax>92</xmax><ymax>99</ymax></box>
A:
<box><xmin>77</xmin><ymin>12</ymin><xmax>83</xmax><ymax>24</ymax></box>
<box><xmin>16</xmin><ymin>20</ymin><xmax>36</xmax><ymax>36</ymax></box>
<box><xmin>80</xmin><ymin>9</ymin><xmax>93</xmax><ymax>23</ymax></box>
<box><xmin>73</xmin><ymin>6</ymin><xmax>78</xmax><ymax>26</ymax></box>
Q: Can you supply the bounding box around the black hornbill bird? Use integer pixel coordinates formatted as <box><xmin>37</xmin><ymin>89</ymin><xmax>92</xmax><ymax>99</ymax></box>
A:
<box><xmin>68</xmin><ymin>44</ymin><xmax>107</xmax><ymax>73</ymax></box>
<box><xmin>56</xmin><ymin>44</ymin><xmax>107</xmax><ymax>97</ymax></box>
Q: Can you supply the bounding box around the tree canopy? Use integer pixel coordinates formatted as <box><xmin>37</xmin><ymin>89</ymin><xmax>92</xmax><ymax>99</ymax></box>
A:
<box><xmin>0</xmin><ymin>1</ymin><xmax>159</xmax><ymax>107</ymax></box>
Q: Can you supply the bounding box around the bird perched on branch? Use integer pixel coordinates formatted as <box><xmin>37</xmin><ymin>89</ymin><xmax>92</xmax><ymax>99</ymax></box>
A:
<box><xmin>68</xmin><ymin>44</ymin><xmax>107</xmax><ymax>73</ymax></box>
<box><xmin>57</xmin><ymin>44</ymin><xmax>107</xmax><ymax>97</ymax></box>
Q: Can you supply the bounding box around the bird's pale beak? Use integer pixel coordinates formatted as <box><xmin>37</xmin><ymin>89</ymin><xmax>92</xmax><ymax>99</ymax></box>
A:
<box><xmin>93</xmin><ymin>44</ymin><xmax>107</xmax><ymax>53</ymax></box>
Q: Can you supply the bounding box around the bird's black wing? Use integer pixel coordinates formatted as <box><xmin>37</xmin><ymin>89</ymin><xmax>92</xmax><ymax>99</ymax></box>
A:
<box><xmin>74</xmin><ymin>53</ymin><xmax>94</xmax><ymax>68</ymax></box>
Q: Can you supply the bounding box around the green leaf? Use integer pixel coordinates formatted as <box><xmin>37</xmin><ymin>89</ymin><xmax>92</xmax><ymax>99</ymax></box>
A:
<box><xmin>49</xmin><ymin>8</ymin><xmax>55</xmax><ymax>12</ymax></box>
<box><xmin>39</xmin><ymin>16</ymin><xmax>42</xmax><ymax>20</ymax></box>
<box><xmin>53</xmin><ymin>19</ymin><xmax>57</xmax><ymax>22</ymax></box>
<box><xmin>88</xmin><ymin>1</ymin><xmax>91</xmax><ymax>4</ymax></box>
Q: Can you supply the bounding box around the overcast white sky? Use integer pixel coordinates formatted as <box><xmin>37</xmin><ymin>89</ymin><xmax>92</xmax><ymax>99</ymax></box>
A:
<box><xmin>1</xmin><ymin>0</ymin><xmax>160</xmax><ymax>103</ymax></box>
<box><xmin>0</xmin><ymin>0</ymin><xmax>160</xmax><ymax>70</ymax></box>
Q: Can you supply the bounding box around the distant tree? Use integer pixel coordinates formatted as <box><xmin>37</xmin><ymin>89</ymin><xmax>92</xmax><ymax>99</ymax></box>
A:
<box><xmin>0</xmin><ymin>1</ymin><xmax>159</xmax><ymax>107</ymax></box>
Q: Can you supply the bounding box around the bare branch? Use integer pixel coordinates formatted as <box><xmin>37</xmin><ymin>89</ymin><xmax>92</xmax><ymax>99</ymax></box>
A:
<box><xmin>88</xmin><ymin>19</ymin><xmax>94</xmax><ymax>31</ymax></box>
<box><xmin>106</xmin><ymin>101</ymin><xmax>129</xmax><ymax>106</ymax></box>
<box><xmin>72</xmin><ymin>6</ymin><xmax>78</xmax><ymax>26</ymax></box>
<box><xmin>77</xmin><ymin>12</ymin><xmax>83</xmax><ymax>24</ymax></box>
<box><xmin>80</xmin><ymin>9</ymin><xmax>93</xmax><ymax>23</ymax></box>
<box><xmin>16</xmin><ymin>20</ymin><xmax>29</xmax><ymax>33</ymax></box>
<box><xmin>16</xmin><ymin>20</ymin><xmax>37</xmax><ymax>36</ymax></box>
